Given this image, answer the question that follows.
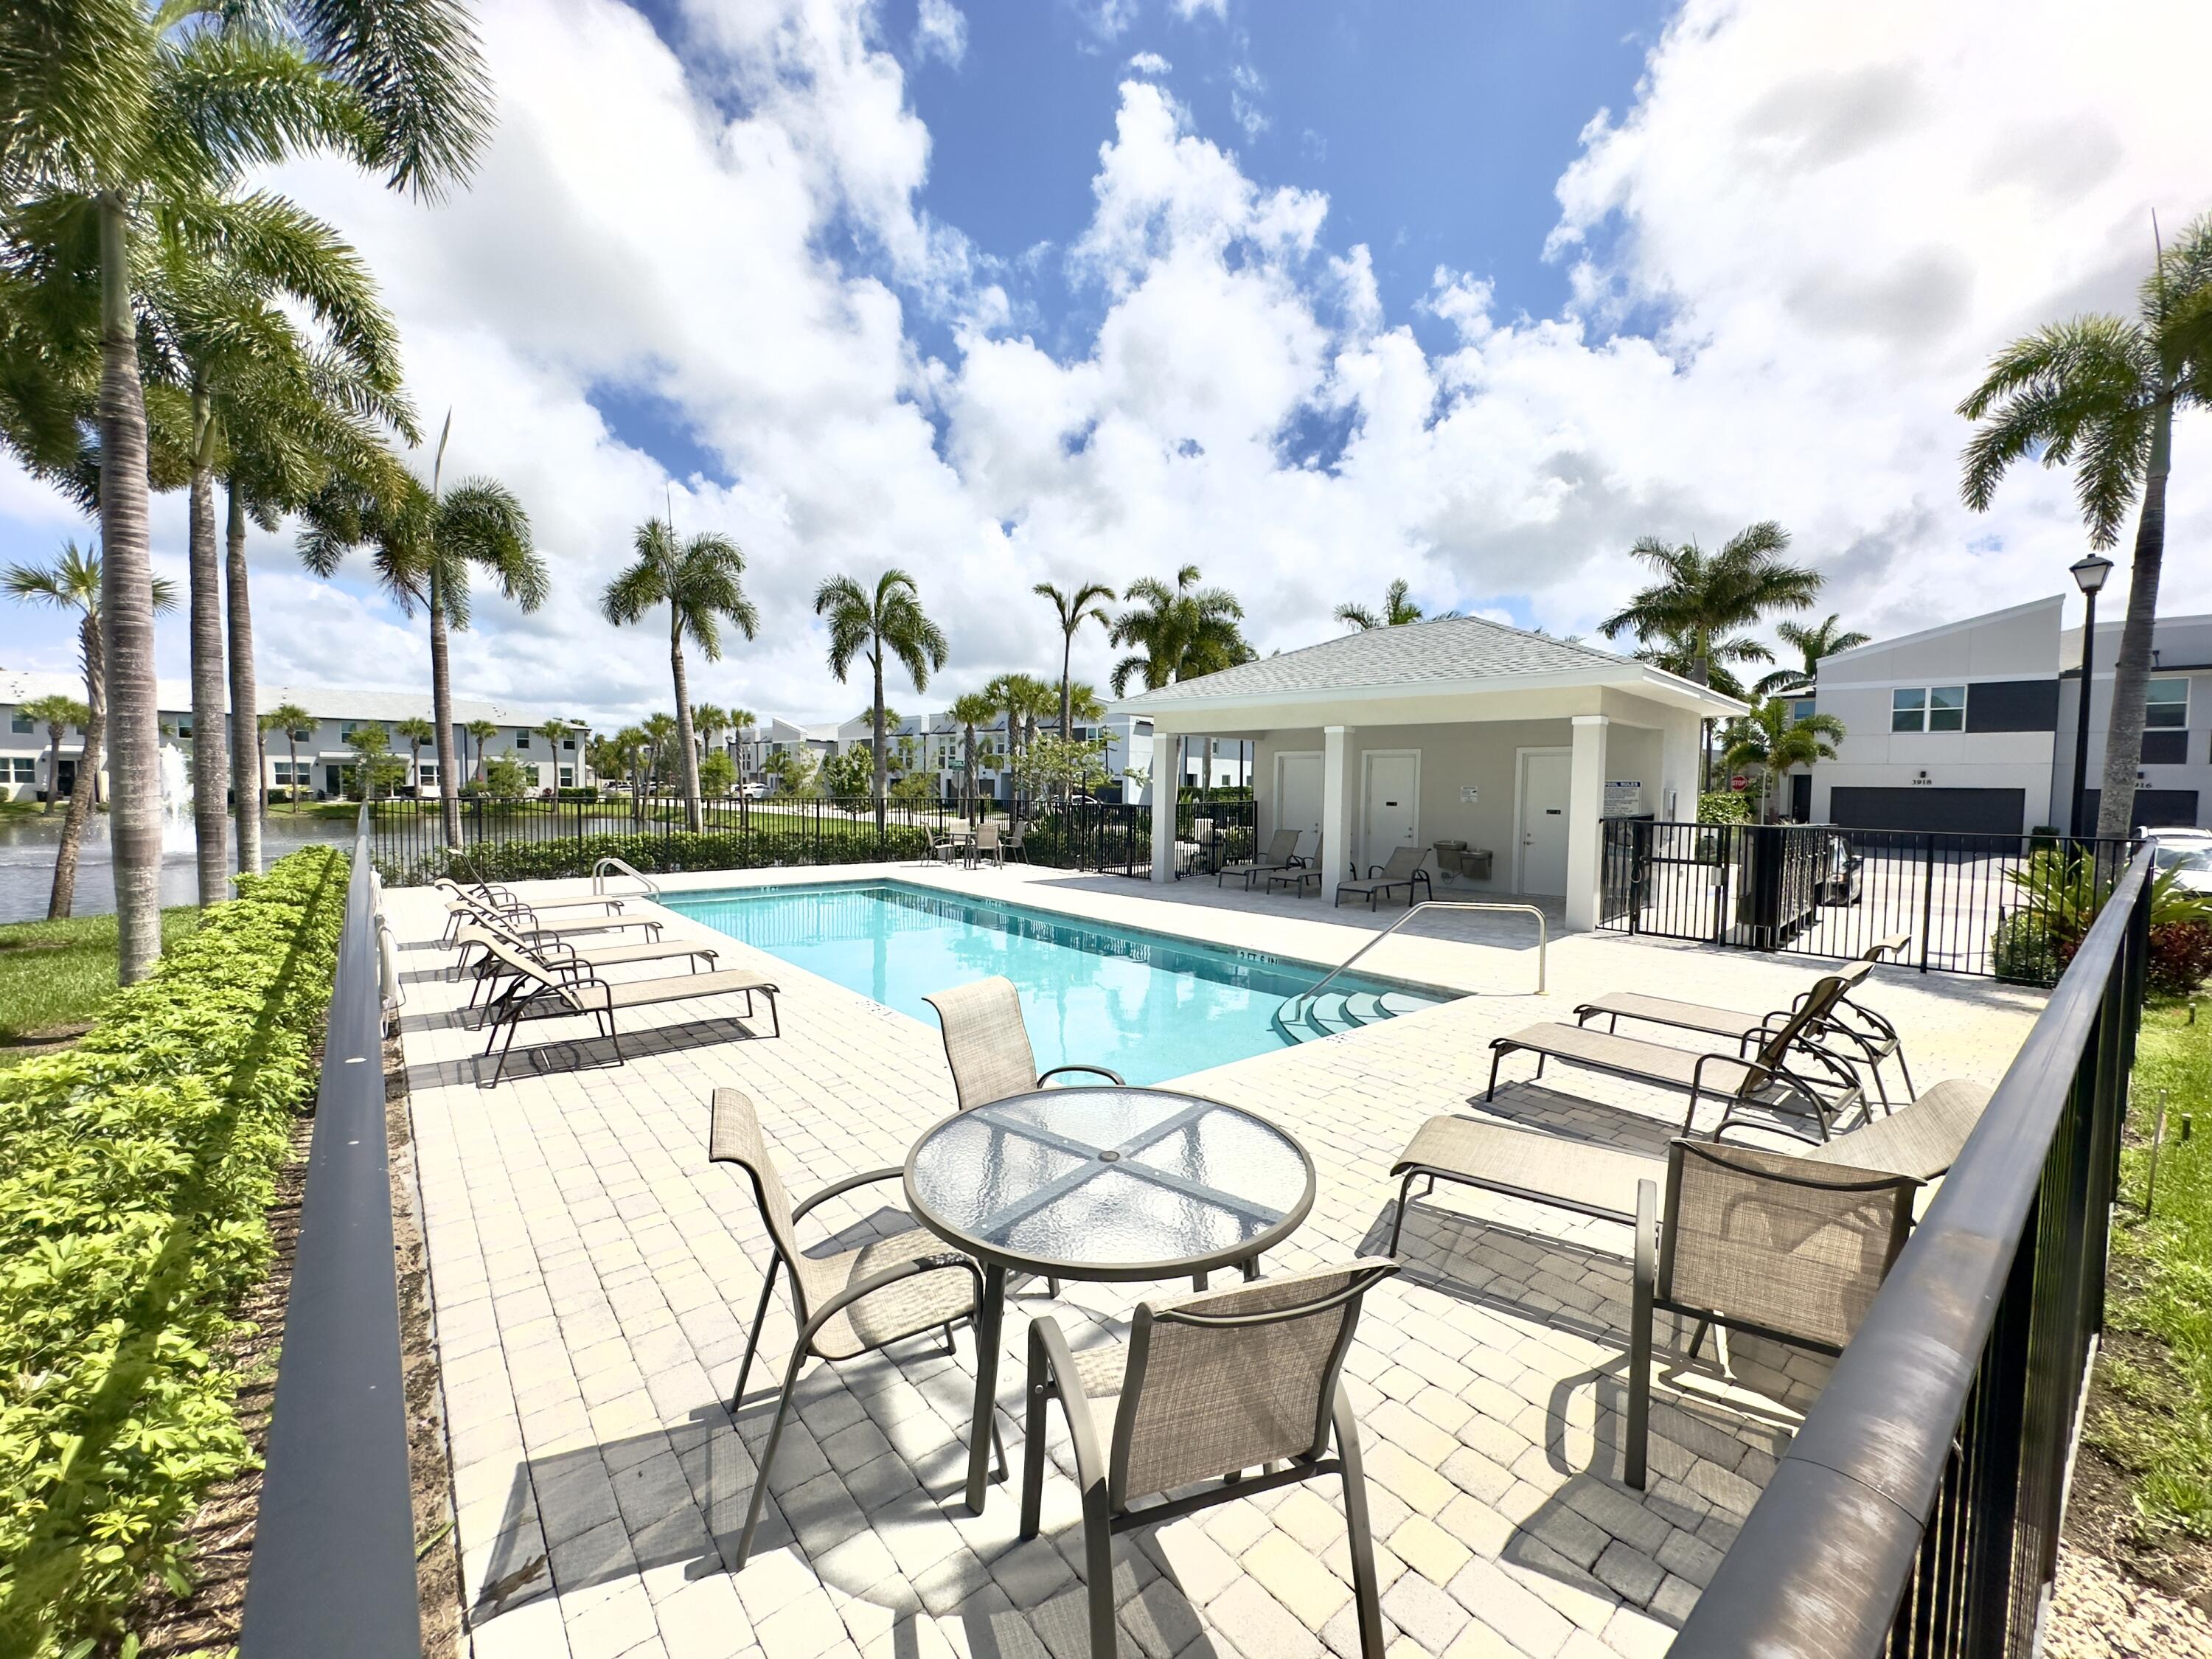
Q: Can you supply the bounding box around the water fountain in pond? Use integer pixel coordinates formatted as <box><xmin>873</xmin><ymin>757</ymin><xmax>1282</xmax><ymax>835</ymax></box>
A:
<box><xmin>156</xmin><ymin>740</ymin><xmax>192</xmax><ymax>852</ymax></box>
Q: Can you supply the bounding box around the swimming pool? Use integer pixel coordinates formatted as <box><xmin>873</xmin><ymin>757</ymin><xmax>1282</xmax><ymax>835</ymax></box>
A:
<box><xmin>662</xmin><ymin>881</ymin><xmax>1448</xmax><ymax>1086</ymax></box>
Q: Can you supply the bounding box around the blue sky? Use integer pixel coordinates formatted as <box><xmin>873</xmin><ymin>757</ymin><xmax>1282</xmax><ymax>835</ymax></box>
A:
<box><xmin>0</xmin><ymin>0</ymin><xmax>2204</xmax><ymax>724</ymax></box>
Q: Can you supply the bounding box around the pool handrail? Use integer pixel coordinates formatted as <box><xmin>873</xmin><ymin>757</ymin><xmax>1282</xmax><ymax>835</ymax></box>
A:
<box><xmin>592</xmin><ymin>854</ymin><xmax>661</xmax><ymax>900</ymax></box>
<box><xmin>1283</xmin><ymin>900</ymin><xmax>1548</xmax><ymax>1016</ymax></box>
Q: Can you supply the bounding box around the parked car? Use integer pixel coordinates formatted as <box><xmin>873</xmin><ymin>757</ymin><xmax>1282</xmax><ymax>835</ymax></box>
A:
<box><xmin>2141</xmin><ymin>827</ymin><xmax>2212</xmax><ymax>894</ymax></box>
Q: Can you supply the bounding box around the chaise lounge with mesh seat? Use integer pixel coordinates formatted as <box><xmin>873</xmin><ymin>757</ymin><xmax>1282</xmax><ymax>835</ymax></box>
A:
<box><xmin>1334</xmin><ymin>845</ymin><xmax>1434</xmax><ymax>910</ymax></box>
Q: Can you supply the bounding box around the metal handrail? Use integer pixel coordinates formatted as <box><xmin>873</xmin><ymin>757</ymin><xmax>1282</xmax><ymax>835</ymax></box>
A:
<box><xmin>1284</xmin><ymin>900</ymin><xmax>1548</xmax><ymax>1015</ymax></box>
<box><xmin>591</xmin><ymin>853</ymin><xmax>661</xmax><ymax>899</ymax></box>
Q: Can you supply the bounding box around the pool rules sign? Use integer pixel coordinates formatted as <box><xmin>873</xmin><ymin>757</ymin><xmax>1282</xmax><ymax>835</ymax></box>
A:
<box><xmin>1603</xmin><ymin>780</ymin><xmax>1644</xmax><ymax>818</ymax></box>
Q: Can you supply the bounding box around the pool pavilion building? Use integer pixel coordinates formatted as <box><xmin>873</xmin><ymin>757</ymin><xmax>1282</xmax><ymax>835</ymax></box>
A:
<box><xmin>1110</xmin><ymin>617</ymin><xmax>1745</xmax><ymax>929</ymax></box>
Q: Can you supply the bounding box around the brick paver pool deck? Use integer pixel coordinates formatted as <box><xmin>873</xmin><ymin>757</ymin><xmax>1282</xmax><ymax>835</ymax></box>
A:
<box><xmin>386</xmin><ymin>862</ymin><xmax>2045</xmax><ymax>1659</ymax></box>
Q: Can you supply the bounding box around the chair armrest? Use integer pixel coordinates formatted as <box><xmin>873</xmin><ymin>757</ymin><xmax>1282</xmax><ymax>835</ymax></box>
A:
<box><xmin>1027</xmin><ymin>1315</ymin><xmax>1107</xmax><ymax>1494</ymax></box>
<box><xmin>1037</xmin><ymin>1063</ymin><xmax>1127</xmax><ymax>1088</ymax></box>
<box><xmin>791</xmin><ymin>1165</ymin><xmax>908</xmax><ymax>1222</ymax></box>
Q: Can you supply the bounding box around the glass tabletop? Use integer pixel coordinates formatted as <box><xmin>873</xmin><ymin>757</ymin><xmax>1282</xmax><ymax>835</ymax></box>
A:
<box><xmin>903</xmin><ymin>1087</ymin><xmax>1315</xmax><ymax>1280</ymax></box>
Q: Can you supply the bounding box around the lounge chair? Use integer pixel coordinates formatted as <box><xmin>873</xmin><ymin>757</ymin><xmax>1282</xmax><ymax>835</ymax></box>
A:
<box><xmin>1218</xmin><ymin>829</ymin><xmax>1304</xmax><ymax>890</ymax></box>
<box><xmin>1385</xmin><ymin>1077</ymin><xmax>1989</xmax><ymax>1246</ymax></box>
<box><xmin>707</xmin><ymin>1089</ymin><xmax>998</xmax><ymax>1570</ymax></box>
<box><xmin>1861</xmin><ymin>932</ymin><xmax>1912</xmax><ymax>962</ymax></box>
<box><xmin>437</xmin><ymin>881</ymin><xmax>630</xmax><ymax>947</ymax></box>
<box><xmin>1019</xmin><ymin>1261</ymin><xmax>1399</xmax><ymax>1658</ymax></box>
<box><xmin>441</xmin><ymin>888</ymin><xmax>661</xmax><ymax>951</ymax></box>
<box><xmin>1486</xmin><ymin>973</ymin><xmax>1867</xmax><ymax>1139</ymax></box>
<box><xmin>1334</xmin><ymin>845</ymin><xmax>1434</xmax><ymax>911</ymax></box>
<box><xmin>1265</xmin><ymin>841</ymin><xmax>1324</xmax><ymax>897</ymax></box>
<box><xmin>451</xmin><ymin>919</ymin><xmax>719</xmax><ymax>1020</ymax></box>
<box><xmin>438</xmin><ymin>875</ymin><xmax>622</xmax><ymax>918</ymax></box>
<box><xmin>1573</xmin><ymin>959</ymin><xmax>1913</xmax><ymax>1103</ymax></box>
<box><xmin>1622</xmin><ymin>1144</ymin><xmax>1918</xmax><ymax>1487</ymax></box>
<box><xmin>470</xmin><ymin>933</ymin><xmax>779</xmax><ymax>1087</ymax></box>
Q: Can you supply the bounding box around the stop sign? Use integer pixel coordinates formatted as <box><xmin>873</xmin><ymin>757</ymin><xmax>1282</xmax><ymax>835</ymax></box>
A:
<box><xmin>1730</xmin><ymin>774</ymin><xmax>1747</xmax><ymax>791</ymax></box>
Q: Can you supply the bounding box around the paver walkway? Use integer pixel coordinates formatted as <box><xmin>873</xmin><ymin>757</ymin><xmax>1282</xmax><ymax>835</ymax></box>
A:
<box><xmin>388</xmin><ymin>862</ymin><xmax>2045</xmax><ymax>1659</ymax></box>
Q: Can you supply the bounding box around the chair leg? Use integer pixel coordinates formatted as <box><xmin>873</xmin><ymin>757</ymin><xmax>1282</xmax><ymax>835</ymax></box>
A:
<box><xmin>735</xmin><ymin>1343</ymin><xmax>811</xmax><ymax>1570</ymax></box>
<box><xmin>1896</xmin><ymin>1048</ymin><xmax>1917</xmax><ymax>1100</ymax></box>
<box><xmin>1332</xmin><ymin>1390</ymin><xmax>1386</xmax><ymax>1659</ymax></box>
<box><xmin>1626</xmin><ymin>1180</ymin><xmax>1658</xmax><ymax>1491</ymax></box>
<box><xmin>1080</xmin><ymin>1482</ymin><xmax>1118</xmax><ymax>1659</ymax></box>
<box><xmin>1386</xmin><ymin>1169</ymin><xmax>1421</xmax><ymax>1256</ymax></box>
<box><xmin>730</xmin><ymin>1256</ymin><xmax>782</xmax><ymax>1411</ymax></box>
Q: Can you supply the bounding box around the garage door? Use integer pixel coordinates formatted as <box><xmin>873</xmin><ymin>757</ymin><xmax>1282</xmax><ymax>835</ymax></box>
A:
<box><xmin>1829</xmin><ymin>787</ymin><xmax>2026</xmax><ymax>835</ymax></box>
<box><xmin>2080</xmin><ymin>789</ymin><xmax>2201</xmax><ymax>831</ymax></box>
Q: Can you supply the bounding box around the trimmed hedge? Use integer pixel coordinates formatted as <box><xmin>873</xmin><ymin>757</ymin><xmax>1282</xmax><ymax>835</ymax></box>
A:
<box><xmin>380</xmin><ymin>824</ymin><xmax>929</xmax><ymax>887</ymax></box>
<box><xmin>0</xmin><ymin>847</ymin><xmax>349</xmax><ymax>1655</ymax></box>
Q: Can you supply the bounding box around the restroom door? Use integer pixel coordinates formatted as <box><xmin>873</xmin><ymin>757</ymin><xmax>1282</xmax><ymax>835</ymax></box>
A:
<box><xmin>1516</xmin><ymin>748</ymin><xmax>1573</xmax><ymax>896</ymax></box>
<box><xmin>1275</xmin><ymin>751</ymin><xmax>1323</xmax><ymax>855</ymax></box>
<box><xmin>1360</xmin><ymin>751</ymin><xmax>1420</xmax><ymax>873</ymax></box>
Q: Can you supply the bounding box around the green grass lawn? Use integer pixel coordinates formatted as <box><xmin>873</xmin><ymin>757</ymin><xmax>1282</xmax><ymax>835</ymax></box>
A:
<box><xmin>0</xmin><ymin>907</ymin><xmax>202</xmax><ymax>1065</ymax></box>
<box><xmin>2090</xmin><ymin>998</ymin><xmax>2212</xmax><ymax>1542</ymax></box>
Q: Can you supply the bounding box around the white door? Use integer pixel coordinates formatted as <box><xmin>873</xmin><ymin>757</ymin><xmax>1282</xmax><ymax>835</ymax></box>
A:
<box><xmin>1517</xmin><ymin>750</ymin><xmax>1573</xmax><ymax>896</ymax></box>
<box><xmin>1276</xmin><ymin>752</ymin><xmax>1323</xmax><ymax>855</ymax></box>
<box><xmin>1360</xmin><ymin>752</ymin><xmax>1419</xmax><ymax>873</ymax></box>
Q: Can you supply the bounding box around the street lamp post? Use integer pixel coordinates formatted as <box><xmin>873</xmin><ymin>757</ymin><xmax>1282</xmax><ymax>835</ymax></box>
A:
<box><xmin>2069</xmin><ymin>552</ymin><xmax>2115</xmax><ymax>841</ymax></box>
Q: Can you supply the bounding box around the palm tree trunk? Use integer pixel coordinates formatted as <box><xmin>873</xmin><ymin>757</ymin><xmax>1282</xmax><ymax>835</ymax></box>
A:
<box><xmin>285</xmin><ymin>733</ymin><xmax>299</xmax><ymax>812</ymax></box>
<box><xmin>428</xmin><ymin>568</ymin><xmax>463</xmax><ymax>848</ymax></box>
<box><xmin>187</xmin><ymin>390</ymin><xmax>229</xmax><ymax>905</ymax></box>
<box><xmin>670</xmin><ymin>619</ymin><xmax>701</xmax><ymax>830</ymax></box>
<box><xmin>48</xmin><ymin>613</ymin><xmax>102</xmax><ymax>919</ymax></box>
<box><xmin>872</xmin><ymin>654</ymin><xmax>888</xmax><ymax>835</ymax></box>
<box><xmin>97</xmin><ymin>190</ymin><xmax>162</xmax><ymax>983</ymax></box>
<box><xmin>43</xmin><ymin>728</ymin><xmax>60</xmax><ymax>813</ymax></box>
<box><xmin>225</xmin><ymin>482</ymin><xmax>262</xmax><ymax>875</ymax></box>
<box><xmin>2094</xmin><ymin>398</ymin><xmax>2171</xmax><ymax>840</ymax></box>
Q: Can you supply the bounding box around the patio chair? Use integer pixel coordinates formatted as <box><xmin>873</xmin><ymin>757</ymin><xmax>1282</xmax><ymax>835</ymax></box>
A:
<box><xmin>1018</xmin><ymin>1260</ymin><xmax>1400</xmax><ymax>1658</ymax></box>
<box><xmin>972</xmin><ymin>821</ymin><xmax>1005</xmax><ymax>869</ymax></box>
<box><xmin>437</xmin><ymin>882</ymin><xmax>636</xmax><ymax>947</ymax></box>
<box><xmin>1573</xmin><ymin>959</ymin><xmax>1913</xmax><ymax>1104</ymax></box>
<box><xmin>1007</xmin><ymin>821</ymin><xmax>1031</xmax><ymax>863</ymax></box>
<box><xmin>1217</xmin><ymin>828</ymin><xmax>1304</xmax><ymax>890</ymax></box>
<box><xmin>707</xmin><ymin>1088</ymin><xmax>1001</xmax><ymax>1570</ymax></box>
<box><xmin>921</xmin><ymin>824</ymin><xmax>964</xmax><ymax>866</ymax></box>
<box><xmin>1487</xmin><ymin>973</ymin><xmax>1868</xmax><ymax>1140</ymax></box>
<box><xmin>1265</xmin><ymin>839</ymin><xmax>1324</xmax><ymax>897</ymax></box>
<box><xmin>471</xmin><ymin>933</ymin><xmax>780</xmax><ymax>1087</ymax></box>
<box><xmin>923</xmin><ymin>975</ymin><xmax>1127</xmax><ymax>1297</ymax></box>
<box><xmin>451</xmin><ymin>919</ymin><xmax>719</xmax><ymax>1020</ymax></box>
<box><xmin>1861</xmin><ymin>932</ymin><xmax>1912</xmax><ymax>963</ymax></box>
<box><xmin>437</xmin><ymin>875</ymin><xmax>622</xmax><ymax>919</ymax></box>
<box><xmin>1334</xmin><ymin>845</ymin><xmax>1434</xmax><ymax>911</ymax></box>
<box><xmin>1622</xmin><ymin>1141</ymin><xmax>1919</xmax><ymax>1487</ymax></box>
<box><xmin>1385</xmin><ymin>1077</ymin><xmax>1989</xmax><ymax>1248</ymax></box>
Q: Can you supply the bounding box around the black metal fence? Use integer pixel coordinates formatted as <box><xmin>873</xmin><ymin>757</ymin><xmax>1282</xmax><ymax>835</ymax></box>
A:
<box><xmin>369</xmin><ymin>793</ymin><xmax>1261</xmax><ymax>886</ymax></box>
<box><xmin>1675</xmin><ymin>846</ymin><xmax>2150</xmax><ymax>1658</ymax></box>
<box><xmin>1599</xmin><ymin>819</ymin><xmax>2138</xmax><ymax>978</ymax></box>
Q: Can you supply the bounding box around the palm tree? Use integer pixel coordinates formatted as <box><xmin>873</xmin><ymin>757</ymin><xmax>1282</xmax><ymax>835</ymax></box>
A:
<box><xmin>396</xmin><ymin>715</ymin><xmax>437</xmax><ymax>796</ymax></box>
<box><xmin>4</xmin><ymin>541</ymin><xmax>177</xmax><ymax>917</ymax></box>
<box><xmin>1600</xmin><ymin>523</ymin><xmax>1820</xmax><ymax>793</ymax></box>
<box><xmin>349</xmin><ymin>720</ymin><xmax>393</xmax><ymax>803</ymax></box>
<box><xmin>301</xmin><ymin>417</ymin><xmax>546</xmax><ymax>849</ymax></box>
<box><xmin>815</xmin><ymin>569</ymin><xmax>949</xmax><ymax>832</ymax></box>
<box><xmin>1960</xmin><ymin>215</ymin><xmax>2212</xmax><ymax>838</ymax></box>
<box><xmin>984</xmin><ymin>672</ymin><xmax>1055</xmax><ymax>812</ymax></box>
<box><xmin>19</xmin><ymin>696</ymin><xmax>83</xmax><ymax>816</ymax></box>
<box><xmin>601</xmin><ymin>518</ymin><xmax>757</xmax><ymax>830</ymax></box>
<box><xmin>1033</xmin><ymin>580</ymin><xmax>1116</xmax><ymax>742</ymax></box>
<box><xmin>262</xmin><ymin>702</ymin><xmax>313</xmax><ymax>813</ymax></box>
<box><xmin>1722</xmin><ymin>700</ymin><xmax>1848</xmax><ymax>823</ymax></box>
<box><xmin>949</xmin><ymin>690</ymin><xmax>998</xmax><ymax>822</ymax></box>
<box><xmin>1755</xmin><ymin>615</ymin><xmax>1872</xmax><ymax>699</ymax></box>
<box><xmin>693</xmin><ymin>702</ymin><xmax>728</xmax><ymax>776</ymax></box>
<box><xmin>1110</xmin><ymin>565</ymin><xmax>1250</xmax><ymax>808</ymax></box>
<box><xmin>537</xmin><ymin>719</ymin><xmax>573</xmax><ymax>792</ymax></box>
<box><xmin>465</xmin><ymin>717</ymin><xmax>498</xmax><ymax>786</ymax></box>
<box><xmin>4</xmin><ymin>0</ymin><xmax>493</xmax><ymax>981</ymax></box>
<box><xmin>608</xmin><ymin>726</ymin><xmax>649</xmax><ymax>823</ymax></box>
<box><xmin>1336</xmin><ymin>579</ymin><xmax>1429</xmax><ymax>630</ymax></box>
<box><xmin>640</xmin><ymin>713</ymin><xmax>681</xmax><ymax>807</ymax></box>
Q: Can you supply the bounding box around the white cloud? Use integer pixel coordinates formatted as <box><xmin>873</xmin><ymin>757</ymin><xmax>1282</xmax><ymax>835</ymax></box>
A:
<box><xmin>1172</xmin><ymin>0</ymin><xmax>1229</xmax><ymax>20</ymax></box>
<box><xmin>914</xmin><ymin>0</ymin><xmax>967</xmax><ymax>68</ymax></box>
<box><xmin>1229</xmin><ymin>61</ymin><xmax>1267</xmax><ymax>140</ymax></box>
<box><xmin>1126</xmin><ymin>51</ymin><xmax>1172</xmax><ymax>75</ymax></box>
<box><xmin>1</xmin><ymin>0</ymin><xmax>2206</xmax><ymax>735</ymax></box>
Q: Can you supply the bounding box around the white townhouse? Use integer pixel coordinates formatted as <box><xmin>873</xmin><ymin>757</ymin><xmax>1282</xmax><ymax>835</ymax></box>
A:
<box><xmin>0</xmin><ymin>672</ymin><xmax>593</xmax><ymax>803</ymax></box>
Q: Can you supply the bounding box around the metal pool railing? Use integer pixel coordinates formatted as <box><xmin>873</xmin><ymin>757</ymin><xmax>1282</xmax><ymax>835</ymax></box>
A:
<box><xmin>1282</xmin><ymin>900</ymin><xmax>1549</xmax><ymax>1017</ymax></box>
<box><xmin>1674</xmin><ymin>846</ymin><xmax>2151</xmax><ymax>1658</ymax></box>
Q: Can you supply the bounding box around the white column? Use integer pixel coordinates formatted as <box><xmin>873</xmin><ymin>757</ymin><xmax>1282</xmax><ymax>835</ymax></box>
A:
<box><xmin>1660</xmin><ymin>712</ymin><xmax>1700</xmax><ymax>824</ymax></box>
<box><xmin>1565</xmin><ymin>714</ymin><xmax>1610</xmax><ymax>932</ymax></box>
<box><xmin>1150</xmin><ymin>728</ymin><xmax>1178</xmax><ymax>883</ymax></box>
<box><xmin>1321</xmin><ymin>726</ymin><xmax>1355</xmax><ymax>906</ymax></box>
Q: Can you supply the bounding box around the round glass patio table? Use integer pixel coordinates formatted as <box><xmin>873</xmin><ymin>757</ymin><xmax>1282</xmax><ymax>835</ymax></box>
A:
<box><xmin>903</xmin><ymin>1085</ymin><xmax>1315</xmax><ymax>1511</ymax></box>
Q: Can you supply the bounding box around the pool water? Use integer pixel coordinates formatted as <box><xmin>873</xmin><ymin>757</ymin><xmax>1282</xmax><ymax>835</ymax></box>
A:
<box><xmin>662</xmin><ymin>881</ymin><xmax>1448</xmax><ymax>1086</ymax></box>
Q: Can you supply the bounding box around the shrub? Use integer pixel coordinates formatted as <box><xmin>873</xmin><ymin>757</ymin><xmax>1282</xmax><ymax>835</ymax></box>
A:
<box><xmin>0</xmin><ymin>848</ymin><xmax>349</xmax><ymax>1655</ymax></box>
<box><xmin>2149</xmin><ymin>919</ymin><xmax>2212</xmax><ymax>997</ymax></box>
<box><xmin>1992</xmin><ymin>909</ymin><xmax>2066</xmax><ymax>986</ymax></box>
<box><xmin>1697</xmin><ymin>790</ymin><xmax>1753</xmax><ymax>826</ymax></box>
<box><xmin>384</xmin><ymin>824</ymin><xmax>930</xmax><ymax>887</ymax></box>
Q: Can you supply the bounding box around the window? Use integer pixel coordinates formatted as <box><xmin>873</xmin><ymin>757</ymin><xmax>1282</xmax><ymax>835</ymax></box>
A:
<box><xmin>339</xmin><ymin>723</ymin><xmax>355</xmax><ymax>742</ymax></box>
<box><xmin>1790</xmin><ymin>698</ymin><xmax>1816</xmax><ymax>726</ymax></box>
<box><xmin>9</xmin><ymin>712</ymin><xmax>29</xmax><ymax>734</ymax></box>
<box><xmin>1892</xmin><ymin>686</ymin><xmax>1966</xmax><ymax>733</ymax></box>
<box><xmin>174</xmin><ymin>716</ymin><xmax>192</xmax><ymax>738</ymax></box>
<box><xmin>2146</xmin><ymin>678</ymin><xmax>2188</xmax><ymax>728</ymax></box>
<box><xmin>419</xmin><ymin>762</ymin><xmax>439</xmax><ymax>785</ymax></box>
<box><xmin>563</xmin><ymin>737</ymin><xmax>576</xmax><ymax>750</ymax></box>
<box><xmin>10</xmin><ymin>757</ymin><xmax>34</xmax><ymax>781</ymax></box>
<box><xmin>559</xmin><ymin>766</ymin><xmax>574</xmax><ymax>786</ymax></box>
